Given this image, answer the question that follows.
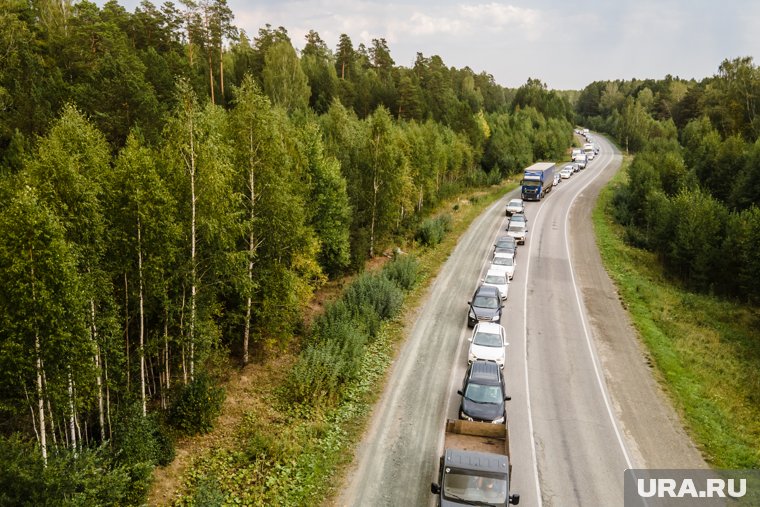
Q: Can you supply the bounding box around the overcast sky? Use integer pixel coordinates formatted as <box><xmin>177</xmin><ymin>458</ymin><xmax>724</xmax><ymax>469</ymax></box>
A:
<box><xmin>110</xmin><ymin>0</ymin><xmax>760</xmax><ymax>90</ymax></box>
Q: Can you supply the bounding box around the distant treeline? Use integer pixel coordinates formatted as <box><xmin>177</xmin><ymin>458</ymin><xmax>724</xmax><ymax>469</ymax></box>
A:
<box><xmin>0</xmin><ymin>1</ymin><xmax>574</xmax><ymax>504</ymax></box>
<box><xmin>576</xmin><ymin>57</ymin><xmax>760</xmax><ymax>301</ymax></box>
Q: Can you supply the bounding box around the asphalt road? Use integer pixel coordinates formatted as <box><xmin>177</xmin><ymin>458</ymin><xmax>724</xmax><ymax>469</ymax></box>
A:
<box><xmin>335</xmin><ymin>136</ymin><xmax>705</xmax><ymax>507</ymax></box>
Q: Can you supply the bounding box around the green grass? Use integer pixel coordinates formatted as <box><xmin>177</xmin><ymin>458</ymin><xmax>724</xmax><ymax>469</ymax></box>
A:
<box><xmin>171</xmin><ymin>179</ymin><xmax>518</xmax><ymax>506</ymax></box>
<box><xmin>593</xmin><ymin>159</ymin><xmax>760</xmax><ymax>469</ymax></box>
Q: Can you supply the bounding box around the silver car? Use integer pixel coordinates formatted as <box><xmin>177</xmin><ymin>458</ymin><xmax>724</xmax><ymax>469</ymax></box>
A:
<box><xmin>482</xmin><ymin>269</ymin><xmax>509</xmax><ymax>300</ymax></box>
<box><xmin>506</xmin><ymin>220</ymin><xmax>527</xmax><ymax>245</ymax></box>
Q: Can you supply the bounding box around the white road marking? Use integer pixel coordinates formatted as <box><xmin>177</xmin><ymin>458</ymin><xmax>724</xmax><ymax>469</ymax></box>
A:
<box><xmin>562</xmin><ymin>142</ymin><xmax>635</xmax><ymax>471</ymax></box>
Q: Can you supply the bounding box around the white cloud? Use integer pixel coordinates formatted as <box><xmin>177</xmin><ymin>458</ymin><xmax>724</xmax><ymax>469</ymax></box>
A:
<box><xmin>404</xmin><ymin>12</ymin><xmax>467</xmax><ymax>36</ymax></box>
<box><xmin>459</xmin><ymin>2</ymin><xmax>539</xmax><ymax>28</ymax></box>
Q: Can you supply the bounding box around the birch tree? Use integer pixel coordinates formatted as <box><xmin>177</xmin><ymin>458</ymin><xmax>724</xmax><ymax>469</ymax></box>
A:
<box><xmin>164</xmin><ymin>79</ymin><xmax>236</xmax><ymax>377</ymax></box>
<box><xmin>24</xmin><ymin>104</ymin><xmax>111</xmax><ymax>445</ymax></box>
<box><xmin>111</xmin><ymin>133</ymin><xmax>179</xmax><ymax>415</ymax></box>
<box><xmin>0</xmin><ymin>186</ymin><xmax>86</xmax><ymax>463</ymax></box>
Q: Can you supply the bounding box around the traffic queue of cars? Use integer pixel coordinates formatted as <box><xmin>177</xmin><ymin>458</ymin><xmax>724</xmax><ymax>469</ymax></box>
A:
<box><xmin>432</xmin><ymin>130</ymin><xmax>599</xmax><ymax>506</ymax></box>
<box><xmin>462</xmin><ymin>127</ymin><xmax>599</xmax><ymax>423</ymax></box>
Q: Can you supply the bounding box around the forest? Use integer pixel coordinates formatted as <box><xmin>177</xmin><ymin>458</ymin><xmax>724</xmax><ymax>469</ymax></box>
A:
<box><xmin>576</xmin><ymin>56</ymin><xmax>760</xmax><ymax>302</ymax></box>
<box><xmin>0</xmin><ymin>0</ymin><xmax>575</xmax><ymax>504</ymax></box>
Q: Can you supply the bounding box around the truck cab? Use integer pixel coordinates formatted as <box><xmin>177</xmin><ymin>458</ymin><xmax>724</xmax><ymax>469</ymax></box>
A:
<box><xmin>431</xmin><ymin>419</ymin><xmax>520</xmax><ymax>506</ymax></box>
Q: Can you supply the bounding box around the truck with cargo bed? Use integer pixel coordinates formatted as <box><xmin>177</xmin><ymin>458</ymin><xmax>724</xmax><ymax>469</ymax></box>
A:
<box><xmin>521</xmin><ymin>162</ymin><xmax>555</xmax><ymax>201</ymax></box>
<box><xmin>431</xmin><ymin>419</ymin><xmax>520</xmax><ymax>506</ymax></box>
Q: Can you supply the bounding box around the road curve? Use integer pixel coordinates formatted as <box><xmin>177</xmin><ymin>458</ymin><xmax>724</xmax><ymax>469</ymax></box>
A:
<box><xmin>334</xmin><ymin>136</ymin><xmax>705</xmax><ymax>507</ymax></box>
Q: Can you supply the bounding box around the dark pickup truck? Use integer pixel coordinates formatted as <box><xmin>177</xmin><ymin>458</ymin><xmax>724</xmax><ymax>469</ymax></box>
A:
<box><xmin>431</xmin><ymin>419</ymin><xmax>520</xmax><ymax>506</ymax></box>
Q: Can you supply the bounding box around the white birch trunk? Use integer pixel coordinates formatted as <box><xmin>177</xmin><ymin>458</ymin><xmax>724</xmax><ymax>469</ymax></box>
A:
<box><xmin>31</xmin><ymin>258</ymin><xmax>48</xmax><ymax>465</ymax></box>
<box><xmin>67</xmin><ymin>371</ymin><xmax>76</xmax><ymax>453</ymax></box>
<box><xmin>188</xmin><ymin>110</ymin><xmax>197</xmax><ymax>382</ymax></box>
<box><xmin>124</xmin><ymin>272</ymin><xmax>130</xmax><ymax>392</ymax></box>
<box><xmin>90</xmin><ymin>297</ymin><xmax>105</xmax><ymax>441</ymax></box>
<box><xmin>243</xmin><ymin>128</ymin><xmax>257</xmax><ymax>365</ymax></box>
<box><xmin>137</xmin><ymin>214</ymin><xmax>146</xmax><ymax>417</ymax></box>
<box><xmin>104</xmin><ymin>351</ymin><xmax>112</xmax><ymax>439</ymax></box>
<box><xmin>35</xmin><ymin>334</ymin><xmax>47</xmax><ymax>466</ymax></box>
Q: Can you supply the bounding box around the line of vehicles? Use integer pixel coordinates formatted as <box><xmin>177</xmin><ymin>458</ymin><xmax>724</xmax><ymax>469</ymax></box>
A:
<box><xmin>431</xmin><ymin>129</ymin><xmax>599</xmax><ymax>506</ymax></box>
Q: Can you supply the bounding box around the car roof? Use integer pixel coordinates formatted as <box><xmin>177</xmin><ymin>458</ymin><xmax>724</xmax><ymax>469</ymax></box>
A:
<box><xmin>508</xmin><ymin>198</ymin><xmax>522</xmax><ymax>204</ymax></box>
<box><xmin>469</xmin><ymin>360</ymin><xmax>502</xmax><ymax>383</ymax></box>
<box><xmin>492</xmin><ymin>252</ymin><xmax>514</xmax><ymax>261</ymax></box>
<box><xmin>485</xmin><ymin>268</ymin><xmax>507</xmax><ymax>278</ymax></box>
<box><xmin>474</xmin><ymin>322</ymin><xmax>503</xmax><ymax>334</ymax></box>
<box><xmin>474</xmin><ymin>285</ymin><xmax>500</xmax><ymax>298</ymax></box>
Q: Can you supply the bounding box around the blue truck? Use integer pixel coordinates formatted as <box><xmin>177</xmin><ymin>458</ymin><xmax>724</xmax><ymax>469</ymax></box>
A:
<box><xmin>521</xmin><ymin>162</ymin><xmax>556</xmax><ymax>201</ymax></box>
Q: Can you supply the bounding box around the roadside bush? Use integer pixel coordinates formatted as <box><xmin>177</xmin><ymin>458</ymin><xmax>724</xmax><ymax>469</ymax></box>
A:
<box><xmin>168</xmin><ymin>374</ymin><xmax>225</xmax><ymax>435</ymax></box>
<box><xmin>382</xmin><ymin>254</ymin><xmax>420</xmax><ymax>291</ymax></box>
<box><xmin>282</xmin><ymin>338</ymin><xmax>362</xmax><ymax>405</ymax></box>
<box><xmin>415</xmin><ymin>217</ymin><xmax>444</xmax><ymax>246</ymax></box>
<box><xmin>343</xmin><ymin>272</ymin><xmax>404</xmax><ymax>321</ymax></box>
<box><xmin>415</xmin><ymin>214</ymin><xmax>452</xmax><ymax>246</ymax></box>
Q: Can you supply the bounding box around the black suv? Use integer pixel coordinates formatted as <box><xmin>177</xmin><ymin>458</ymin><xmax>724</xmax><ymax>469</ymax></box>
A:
<box><xmin>467</xmin><ymin>285</ymin><xmax>503</xmax><ymax>328</ymax></box>
<box><xmin>458</xmin><ymin>360</ymin><xmax>510</xmax><ymax>423</ymax></box>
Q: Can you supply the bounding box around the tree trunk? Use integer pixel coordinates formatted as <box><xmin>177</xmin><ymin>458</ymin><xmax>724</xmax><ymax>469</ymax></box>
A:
<box><xmin>208</xmin><ymin>49</ymin><xmax>215</xmax><ymax>103</ymax></box>
<box><xmin>163</xmin><ymin>309</ymin><xmax>170</xmax><ymax>409</ymax></box>
<box><xmin>219</xmin><ymin>44</ymin><xmax>225</xmax><ymax>101</ymax></box>
<box><xmin>180</xmin><ymin>287</ymin><xmax>187</xmax><ymax>385</ymax></box>
<box><xmin>89</xmin><ymin>296</ymin><xmax>105</xmax><ymax>441</ymax></box>
<box><xmin>124</xmin><ymin>272</ymin><xmax>130</xmax><ymax>392</ymax></box>
<box><xmin>185</xmin><ymin>101</ymin><xmax>198</xmax><ymax>383</ymax></box>
<box><xmin>35</xmin><ymin>335</ymin><xmax>47</xmax><ymax>466</ymax></box>
<box><xmin>30</xmin><ymin>253</ymin><xmax>48</xmax><ymax>465</ymax></box>
<box><xmin>243</xmin><ymin>129</ymin><xmax>257</xmax><ymax>365</ymax></box>
<box><xmin>45</xmin><ymin>382</ymin><xmax>57</xmax><ymax>447</ymax></box>
<box><xmin>104</xmin><ymin>351</ymin><xmax>112</xmax><ymax>440</ymax></box>
<box><xmin>137</xmin><ymin>214</ymin><xmax>146</xmax><ymax>417</ymax></box>
<box><xmin>67</xmin><ymin>371</ymin><xmax>76</xmax><ymax>453</ymax></box>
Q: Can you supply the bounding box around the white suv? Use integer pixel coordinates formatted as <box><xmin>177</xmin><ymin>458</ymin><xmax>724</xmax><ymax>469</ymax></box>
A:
<box><xmin>468</xmin><ymin>322</ymin><xmax>508</xmax><ymax>368</ymax></box>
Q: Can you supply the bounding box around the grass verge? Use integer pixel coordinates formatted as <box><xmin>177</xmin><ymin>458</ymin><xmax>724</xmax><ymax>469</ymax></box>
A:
<box><xmin>593</xmin><ymin>158</ymin><xmax>760</xmax><ymax>468</ymax></box>
<box><xmin>167</xmin><ymin>179</ymin><xmax>518</xmax><ymax>505</ymax></box>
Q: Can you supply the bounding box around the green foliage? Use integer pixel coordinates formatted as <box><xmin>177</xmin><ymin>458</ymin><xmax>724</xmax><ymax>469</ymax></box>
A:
<box><xmin>343</xmin><ymin>272</ymin><xmax>404</xmax><ymax>321</ymax></box>
<box><xmin>263</xmin><ymin>41</ymin><xmax>310</xmax><ymax>112</ymax></box>
<box><xmin>169</xmin><ymin>374</ymin><xmax>225</xmax><ymax>435</ymax></box>
<box><xmin>284</xmin><ymin>263</ymin><xmax>410</xmax><ymax>405</ymax></box>
<box><xmin>112</xmin><ymin>403</ymin><xmax>175</xmax><ymax>468</ymax></box>
<box><xmin>382</xmin><ymin>254</ymin><xmax>421</xmax><ymax>291</ymax></box>
<box><xmin>0</xmin><ymin>435</ymin><xmax>135</xmax><ymax>507</ymax></box>
<box><xmin>415</xmin><ymin>214</ymin><xmax>453</xmax><ymax>246</ymax></box>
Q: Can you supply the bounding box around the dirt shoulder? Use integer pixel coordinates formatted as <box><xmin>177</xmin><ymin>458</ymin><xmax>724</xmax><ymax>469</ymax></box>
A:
<box><xmin>569</xmin><ymin>141</ymin><xmax>706</xmax><ymax>469</ymax></box>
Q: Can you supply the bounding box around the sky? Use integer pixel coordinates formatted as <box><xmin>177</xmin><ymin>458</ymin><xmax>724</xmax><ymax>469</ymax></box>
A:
<box><xmin>109</xmin><ymin>0</ymin><xmax>760</xmax><ymax>90</ymax></box>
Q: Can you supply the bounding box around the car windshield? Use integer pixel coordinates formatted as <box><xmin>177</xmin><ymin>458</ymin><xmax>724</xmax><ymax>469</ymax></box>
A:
<box><xmin>508</xmin><ymin>200</ymin><xmax>521</xmax><ymax>207</ymax></box>
<box><xmin>473</xmin><ymin>331</ymin><xmax>502</xmax><ymax>347</ymax></box>
<box><xmin>492</xmin><ymin>257</ymin><xmax>513</xmax><ymax>267</ymax></box>
<box><xmin>473</xmin><ymin>295</ymin><xmax>499</xmax><ymax>309</ymax></box>
<box><xmin>484</xmin><ymin>275</ymin><xmax>506</xmax><ymax>285</ymax></box>
<box><xmin>443</xmin><ymin>470</ymin><xmax>508</xmax><ymax>505</ymax></box>
<box><xmin>495</xmin><ymin>239</ymin><xmax>513</xmax><ymax>248</ymax></box>
<box><xmin>464</xmin><ymin>382</ymin><xmax>503</xmax><ymax>404</ymax></box>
